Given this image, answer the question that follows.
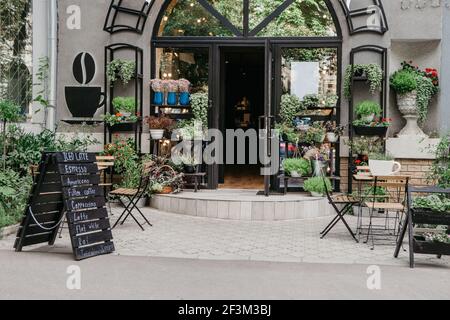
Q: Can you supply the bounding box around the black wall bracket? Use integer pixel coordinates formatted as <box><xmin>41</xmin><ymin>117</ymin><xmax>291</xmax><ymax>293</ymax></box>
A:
<box><xmin>104</xmin><ymin>0</ymin><xmax>154</xmax><ymax>34</ymax></box>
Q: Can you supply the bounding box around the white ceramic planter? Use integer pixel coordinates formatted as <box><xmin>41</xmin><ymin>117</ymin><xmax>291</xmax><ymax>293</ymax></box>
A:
<box><xmin>397</xmin><ymin>91</ymin><xmax>427</xmax><ymax>137</ymax></box>
<box><xmin>310</xmin><ymin>192</ymin><xmax>325</xmax><ymax>197</ymax></box>
<box><xmin>369</xmin><ymin>159</ymin><xmax>402</xmax><ymax>176</ymax></box>
<box><xmin>150</xmin><ymin>129</ymin><xmax>165</xmax><ymax>140</ymax></box>
<box><xmin>326</xmin><ymin>132</ymin><xmax>338</xmax><ymax>143</ymax></box>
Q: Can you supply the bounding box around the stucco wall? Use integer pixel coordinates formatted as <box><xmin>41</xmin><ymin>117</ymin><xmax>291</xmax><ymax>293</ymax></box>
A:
<box><xmin>54</xmin><ymin>0</ymin><xmax>446</xmax><ymax>145</ymax></box>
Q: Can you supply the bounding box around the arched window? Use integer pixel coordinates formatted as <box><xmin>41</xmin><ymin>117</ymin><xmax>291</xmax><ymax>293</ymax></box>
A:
<box><xmin>156</xmin><ymin>0</ymin><xmax>339</xmax><ymax>38</ymax></box>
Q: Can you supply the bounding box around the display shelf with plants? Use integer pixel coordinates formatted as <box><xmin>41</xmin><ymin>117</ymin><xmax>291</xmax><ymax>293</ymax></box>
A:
<box><xmin>347</xmin><ymin>45</ymin><xmax>388</xmax><ymax>193</ymax></box>
<box><xmin>277</xmin><ymin>90</ymin><xmax>341</xmax><ymax>192</ymax></box>
<box><xmin>104</xmin><ymin>44</ymin><xmax>144</xmax><ymax>152</ymax></box>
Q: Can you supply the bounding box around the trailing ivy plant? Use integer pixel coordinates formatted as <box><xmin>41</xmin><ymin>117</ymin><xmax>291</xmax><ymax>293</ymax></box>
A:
<box><xmin>191</xmin><ymin>92</ymin><xmax>209</xmax><ymax>128</ymax></box>
<box><xmin>107</xmin><ymin>59</ymin><xmax>136</xmax><ymax>85</ymax></box>
<box><xmin>344</xmin><ymin>64</ymin><xmax>383</xmax><ymax>99</ymax></box>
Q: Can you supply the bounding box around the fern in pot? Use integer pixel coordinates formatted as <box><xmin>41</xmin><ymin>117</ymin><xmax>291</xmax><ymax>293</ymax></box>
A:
<box><xmin>303</xmin><ymin>177</ymin><xmax>332</xmax><ymax>197</ymax></box>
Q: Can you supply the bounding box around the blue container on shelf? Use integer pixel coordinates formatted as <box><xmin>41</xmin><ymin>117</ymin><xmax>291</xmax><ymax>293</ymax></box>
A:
<box><xmin>167</xmin><ymin>92</ymin><xmax>177</xmax><ymax>106</ymax></box>
<box><xmin>153</xmin><ymin>92</ymin><xmax>164</xmax><ymax>105</ymax></box>
<box><xmin>179</xmin><ymin>92</ymin><xmax>190</xmax><ymax>106</ymax></box>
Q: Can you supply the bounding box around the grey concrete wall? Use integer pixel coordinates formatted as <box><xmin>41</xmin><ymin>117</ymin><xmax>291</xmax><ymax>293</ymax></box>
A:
<box><xmin>441</xmin><ymin>5</ymin><xmax>450</xmax><ymax>133</ymax></box>
<box><xmin>53</xmin><ymin>0</ymin><xmax>447</xmax><ymax>145</ymax></box>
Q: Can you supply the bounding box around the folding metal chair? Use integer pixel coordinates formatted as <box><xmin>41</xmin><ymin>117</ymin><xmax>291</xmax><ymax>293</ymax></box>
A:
<box><xmin>364</xmin><ymin>175</ymin><xmax>409</xmax><ymax>250</ymax></box>
<box><xmin>320</xmin><ymin>177</ymin><xmax>359</xmax><ymax>242</ymax></box>
<box><xmin>110</xmin><ymin>162</ymin><xmax>153</xmax><ymax>231</ymax></box>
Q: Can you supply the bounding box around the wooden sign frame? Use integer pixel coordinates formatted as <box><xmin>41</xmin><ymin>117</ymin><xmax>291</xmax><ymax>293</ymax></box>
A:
<box><xmin>15</xmin><ymin>152</ymin><xmax>115</xmax><ymax>261</ymax></box>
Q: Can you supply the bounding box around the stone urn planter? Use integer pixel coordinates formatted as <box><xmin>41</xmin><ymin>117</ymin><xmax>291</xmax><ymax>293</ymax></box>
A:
<box><xmin>396</xmin><ymin>91</ymin><xmax>426</xmax><ymax>137</ymax></box>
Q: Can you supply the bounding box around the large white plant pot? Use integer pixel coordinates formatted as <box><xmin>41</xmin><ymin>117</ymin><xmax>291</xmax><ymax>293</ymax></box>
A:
<box><xmin>397</xmin><ymin>91</ymin><xmax>427</xmax><ymax>138</ymax></box>
<box><xmin>150</xmin><ymin>129</ymin><xmax>165</xmax><ymax>140</ymax></box>
<box><xmin>369</xmin><ymin>160</ymin><xmax>402</xmax><ymax>176</ymax></box>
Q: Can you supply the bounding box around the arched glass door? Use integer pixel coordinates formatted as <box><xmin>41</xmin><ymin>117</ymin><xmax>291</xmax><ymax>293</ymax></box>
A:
<box><xmin>152</xmin><ymin>0</ymin><xmax>342</xmax><ymax>192</ymax></box>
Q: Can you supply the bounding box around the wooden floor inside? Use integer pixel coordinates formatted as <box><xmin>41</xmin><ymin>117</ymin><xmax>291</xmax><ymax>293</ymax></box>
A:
<box><xmin>220</xmin><ymin>165</ymin><xmax>265</xmax><ymax>190</ymax></box>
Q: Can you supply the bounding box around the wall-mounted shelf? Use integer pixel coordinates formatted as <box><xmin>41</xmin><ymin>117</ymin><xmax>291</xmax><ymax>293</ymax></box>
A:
<box><xmin>104</xmin><ymin>43</ymin><xmax>144</xmax><ymax>153</ymax></box>
<box><xmin>347</xmin><ymin>45</ymin><xmax>388</xmax><ymax>193</ymax></box>
<box><xmin>104</xmin><ymin>0</ymin><xmax>154</xmax><ymax>34</ymax></box>
<box><xmin>339</xmin><ymin>0</ymin><xmax>388</xmax><ymax>35</ymax></box>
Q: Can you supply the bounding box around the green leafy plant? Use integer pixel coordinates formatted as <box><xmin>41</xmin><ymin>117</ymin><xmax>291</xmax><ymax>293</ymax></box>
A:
<box><xmin>390</xmin><ymin>69</ymin><xmax>417</xmax><ymax>94</ymax></box>
<box><xmin>423</xmin><ymin>232</ymin><xmax>450</xmax><ymax>244</ymax></box>
<box><xmin>301</xmin><ymin>94</ymin><xmax>319</xmax><ymax>109</ymax></box>
<box><xmin>276</xmin><ymin>123</ymin><xmax>298</xmax><ymax>143</ymax></box>
<box><xmin>283</xmin><ymin>158</ymin><xmax>312</xmax><ymax>177</ymax></box>
<box><xmin>427</xmin><ymin>134</ymin><xmax>450</xmax><ymax>188</ymax></box>
<box><xmin>0</xmin><ymin>100</ymin><xmax>23</xmax><ymax>169</ymax></box>
<box><xmin>355</xmin><ymin>100</ymin><xmax>382</xmax><ymax>117</ymax></box>
<box><xmin>0</xmin><ymin>169</ymin><xmax>32</xmax><ymax>228</ymax></box>
<box><xmin>103</xmin><ymin>112</ymin><xmax>138</xmax><ymax>126</ymax></box>
<box><xmin>344</xmin><ymin>64</ymin><xmax>383</xmax><ymax>98</ymax></box>
<box><xmin>369</xmin><ymin>153</ymin><xmax>394</xmax><ymax>161</ymax></box>
<box><xmin>305</xmin><ymin>122</ymin><xmax>326</xmax><ymax>144</ymax></box>
<box><xmin>413</xmin><ymin>195</ymin><xmax>450</xmax><ymax>213</ymax></box>
<box><xmin>352</xmin><ymin>118</ymin><xmax>391</xmax><ymax>127</ymax></box>
<box><xmin>280</xmin><ymin>94</ymin><xmax>303</xmax><ymax>124</ymax></box>
<box><xmin>191</xmin><ymin>92</ymin><xmax>208</xmax><ymax>128</ymax></box>
<box><xmin>346</xmin><ymin>137</ymin><xmax>384</xmax><ymax>156</ymax></box>
<box><xmin>107</xmin><ymin>59</ymin><xmax>136</xmax><ymax>84</ymax></box>
<box><xmin>303</xmin><ymin>177</ymin><xmax>332</xmax><ymax>195</ymax></box>
<box><xmin>112</xmin><ymin>97</ymin><xmax>136</xmax><ymax>114</ymax></box>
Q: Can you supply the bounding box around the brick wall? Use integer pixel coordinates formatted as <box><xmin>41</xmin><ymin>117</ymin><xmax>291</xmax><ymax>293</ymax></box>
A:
<box><xmin>339</xmin><ymin>158</ymin><xmax>433</xmax><ymax>192</ymax></box>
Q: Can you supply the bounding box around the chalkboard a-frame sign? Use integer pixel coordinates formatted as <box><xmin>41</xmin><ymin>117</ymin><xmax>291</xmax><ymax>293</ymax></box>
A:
<box><xmin>14</xmin><ymin>152</ymin><xmax>115</xmax><ymax>261</ymax></box>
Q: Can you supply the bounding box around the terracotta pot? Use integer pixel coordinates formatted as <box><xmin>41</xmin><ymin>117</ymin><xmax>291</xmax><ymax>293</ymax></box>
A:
<box><xmin>160</xmin><ymin>186</ymin><xmax>173</xmax><ymax>194</ymax></box>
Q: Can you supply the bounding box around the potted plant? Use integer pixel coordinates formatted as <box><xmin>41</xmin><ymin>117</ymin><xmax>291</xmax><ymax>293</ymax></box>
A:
<box><xmin>280</xmin><ymin>94</ymin><xmax>303</xmax><ymax>125</ymax></box>
<box><xmin>305</xmin><ymin>122</ymin><xmax>326</xmax><ymax>144</ymax></box>
<box><xmin>325</xmin><ymin>121</ymin><xmax>345</xmax><ymax>143</ymax></box>
<box><xmin>352</xmin><ymin>117</ymin><xmax>391</xmax><ymax>136</ymax></box>
<box><xmin>178</xmin><ymin>79</ymin><xmax>191</xmax><ymax>106</ymax></box>
<box><xmin>412</xmin><ymin>195</ymin><xmax>450</xmax><ymax>225</ymax></box>
<box><xmin>321</xmin><ymin>94</ymin><xmax>339</xmax><ymax>108</ymax></box>
<box><xmin>112</xmin><ymin>97</ymin><xmax>136</xmax><ymax>116</ymax></box>
<box><xmin>355</xmin><ymin>100</ymin><xmax>382</xmax><ymax>123</ymax></box>
<box><xmin>311</xmin><ymin>149</ymin><xmax>330</xmax><ymax>176</ymax></box>
<box><xmin>282</xmin><ymin>158</ymin><xmax>311</xmax><ymax>178</ymax></box>
<box><xmin>191</xmin><ymin>92</ymin><xmax>209</xmax><ymax>128</ymax></box>
<box><xmin>413</xmin><ymin>232</ymin><xmax>450</xmax><ymax>256</ymax></box>
<box><xmin>390</xmin><ymin>61</ymin><xmax>439</xmax><ymax>137</ymax></box>
<box><xmin>103</xmin><ymin>112</ymin><xmax>139</xmax><ymax>131</ymax></box>
<box><xmin>344</xmin><ymin>64</ymin><xmax>383</xmax><ymax>99</ymax></box>
<box><xmin>303</xmin><ymin>176</ymin><xmax>332</xmax><ymax>197</ymax></box>
<box><xmin>180</xmin><ymin>154</ymin><xmax>199</xmax><ymax>174</ymax></box>
<box><xmin>107</xmin><ymin>59</ymin><xmax>136</xmax><ymax>85</ymax></box>
<box><xmin>368</xmin><ymin>153</ymin><xmax>402</xmax><ymax>176</ymax></box>
<box><xmin>150</xmin><ymin>79</ymin><xmax>164</xmax><ymax>105</ymax></box>
<box><xmin>301</xmin><ymin>94</ymin><xmax>319</xmax><ymax>109</ymax></box>
<box><xmin>165</xmin><ymin>80</ymin><xmax>179</xmax><ymax>106</ymax></box>
<box><xmin>146</xmin><ymin>115</ymin><xmax>175</xmax><ymax>140</ymax></box>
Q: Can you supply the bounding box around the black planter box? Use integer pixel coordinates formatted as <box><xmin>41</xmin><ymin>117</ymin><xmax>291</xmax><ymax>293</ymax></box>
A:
<box><xmin>412</xmin><ymin>208</ymin><xmax>450</xmax><ymax>225</ymax></box>
<box><xmin>108</xmin><ymin>122</ymin><xmax>137</xmax><ymax>132</ymax></box>
<box><xmin>353</xmin><ymin>126</ymin><xmax>388</xmax><ymax>136</ymax></box>
<box><xmin>413</xmin><ymin>236</ymin><xmax>450</xmax><ymax>256</ymax></box>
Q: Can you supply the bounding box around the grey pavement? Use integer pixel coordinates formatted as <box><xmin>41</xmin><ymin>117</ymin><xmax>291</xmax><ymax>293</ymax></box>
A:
<box><xmin>0</xmin><ymin>250</ymin><xmax>449</xmax><ymax>300</ymax></box>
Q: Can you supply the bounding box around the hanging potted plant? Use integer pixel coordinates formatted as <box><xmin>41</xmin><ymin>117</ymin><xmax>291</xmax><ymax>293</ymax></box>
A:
<box><xmin>390</xmin><ymin>61</ymin><xmax>439</xmax><ymax>137</ymax></box>
<box><xmin>178</xmin><ymin>79</ymin><xmax>191</xmax><ymax>106</ymax></box>
<box><xmin>282</xmin><ymin>158</ymin><xmax>312</xmax><ymax>178</ymax></box>
<box><xmin>107</xmin><ymin>59</ymin><xmax>136</xmax><ymax>85</ymax></box>
<box><xmin>165</xmin><ymin>80</ymin><xmax>179</xmax><ymax>106</ymax></box>
<box><xmin>146</xmin><ymin>115</ymin><xmax>175</xmax><ymax>140</ymax></box>
<box><xmin>103</xmin><ymin>112</ymin><xmax>139</xmax><ymax>132</ymax></box>
<box><xmin>303</xmin><ymin>177</ymin><xmax>332</xmax><ymax>197</ymax></box>
<box><xmin>344</xmin><ymin>64</ymin><xmax>383</xmax><ymax>99</ymax></box>
<box><xmin>325</xmin><ymin>121</ymin><xmax>345</xmax><ymax>143</ymax></box>
<box><xmin>368</xmin><ymin>153</ymin><xmax>402</xmax><ymax>176</ymax></box>
<box><xmin>353</xmin><ymin>117</ymin><xmax>391</xmax><ymax>136</ymax></box>
<box><xmin>355</xmin><ymin>100</ymin><xmax>382</xmax><ymax>123</ymax></box>
<box><xmin>150</xmin><ymin>79</ymin><xmax>164</xmax><ymax>105</ymax></box>
<box><xmin>112</xmin><ymin>97</ymin><xmax>136</xmax><ymax>117</ymax></box>
<box><xmin>412</xmin><ymin>195</ymin><xmax>450</xmax><ymax>226</ymax></box>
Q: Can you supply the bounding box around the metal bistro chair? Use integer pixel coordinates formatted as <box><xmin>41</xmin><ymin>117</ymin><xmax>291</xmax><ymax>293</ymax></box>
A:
<box><xmin>364</xmin><ymin>175</ymin><xmax>410</xmax><ymax>249</ymax></box>
<box><xmin>110</xmin><ymin>161</ymin><xmax>153</xmax><ymax>231</ymax></box>
<box><xmin>320</xmin><ymin>176</ymin><xmax>359</xmax><ymax>243</ymax></box>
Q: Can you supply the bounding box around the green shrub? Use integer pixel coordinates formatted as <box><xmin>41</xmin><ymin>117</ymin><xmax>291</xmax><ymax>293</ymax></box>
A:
<box><xmin>369</xmin><ymin>153</ymin><xmax>394</xmax><ymax>161</ymax></box>
<box><xmin>355</xmin><ymin>100</ymin><xmax>382</xmax><ymax>117</ymax></box>
<box><xmin>0</xmin><ymin>169</ymin><xmax>32</xmax><ymax>228</ymax></box>
<box><xmin>112</xmin><ymin>97</ymin><xmax>136</xmax><ymax>113</ymax></box>
<box><xmin>413</xmin><ymin>195</ymin><xmax>450</xmax><ymax>213</ymax></box>
<box><xmin>280</xmin><ymin>94</ymin><xmax>303</xmax><ymax>124</ymax></box>
<box><xmin>283</xmin><ymin>158</ymin><xmax>311</xmax><ymax>177</ymax></box>
<box><xmin>303</xmin><ymin>177</ymin><xmax>332</xmax><ymax>195</ymax></box>
<box><xmin>390</xmin><ymin>69</ymin><xmax>417</xmax><ymax>94</ymax></box>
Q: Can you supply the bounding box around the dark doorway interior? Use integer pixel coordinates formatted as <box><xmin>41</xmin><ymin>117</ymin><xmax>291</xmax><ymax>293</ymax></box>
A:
<box><xmin>219</xmin><ymin>47</ymin><xmax>265</xmax><ymax>189</ymax></box>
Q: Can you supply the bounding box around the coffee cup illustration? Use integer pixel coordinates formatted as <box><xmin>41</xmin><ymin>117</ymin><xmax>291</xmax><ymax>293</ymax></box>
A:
<box><xmin>65</xmin><ymin>52</ymin><xmax>105</xmax><ymax>118</ymax></box>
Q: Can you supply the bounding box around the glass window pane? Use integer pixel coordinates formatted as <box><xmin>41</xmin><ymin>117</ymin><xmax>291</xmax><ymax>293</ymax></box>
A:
<box><xmin>158</xmin><ymin>0</ymin><xmax>234</xmax><ymax>37</ymax></box>
<box><xmin>281</xmin><ymin>48</ymin><xmax>338</xmax><ymax>100</ymax></box>
<box><xmin>256</xmin><ymin>0</ymin><xmax>337</xmax><ymax>37</ymax></box>
<box><xmin>155</xmin><ymin>47</ymin><xmax>209</xmax><ymax>93</ymax></box>
<box><xmin>249</xmin><ymin>0</ymin><xmax>281</xmax><ymax>31</ymax></box>
<box><xmin>207</xmin><ymin>0</ymin><xmax>243</xmax><ymax>31</ymax></box>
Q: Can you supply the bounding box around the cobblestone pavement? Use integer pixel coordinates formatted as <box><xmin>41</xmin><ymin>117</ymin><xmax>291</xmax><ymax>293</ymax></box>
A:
<box><xmin>1</xmin><ymin>206</ymin><xmax>449</xmax><ymax>268</ymax></box>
